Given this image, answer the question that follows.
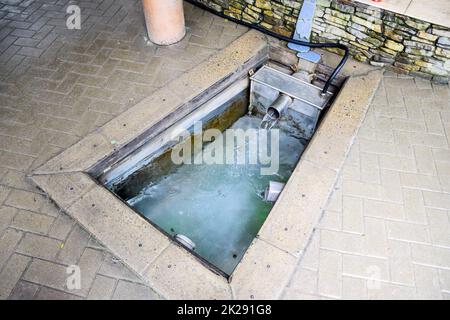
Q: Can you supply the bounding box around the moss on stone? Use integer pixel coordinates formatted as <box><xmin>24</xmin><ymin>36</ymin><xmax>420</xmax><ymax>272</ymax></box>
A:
<box><xmin>191</xmin><ymin>0</ymin><xmax>449</xmax><ymax>83</ymax></box>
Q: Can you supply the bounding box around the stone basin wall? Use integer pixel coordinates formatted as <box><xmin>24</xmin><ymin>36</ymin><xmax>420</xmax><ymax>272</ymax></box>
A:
<box><xmin>193</xmin><ymin>0</ymin><xmax>450</xmax><ymax>83</ymax></box>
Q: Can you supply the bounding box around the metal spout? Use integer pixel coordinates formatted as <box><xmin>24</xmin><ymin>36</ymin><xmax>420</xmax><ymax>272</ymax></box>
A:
<box><xmin>266</xmin><ymin>94</ymin><xmax>293</xmax><ymax>120</ymax></box>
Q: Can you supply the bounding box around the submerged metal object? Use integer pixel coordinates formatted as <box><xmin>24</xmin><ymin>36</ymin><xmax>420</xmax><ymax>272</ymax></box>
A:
<box><xmin>250</xmin><ymin>65</ymin><xmax>333</xmax><ymax>139</ymax></box>
<box><xmin>175</xmin><ymin>234</ymin><xmax>196</xmax><ymax>251</ymax></box>
<box><xmin>264</xmin><ymin>181</ymin><xmax>285</xmax><ymax>202</ymax></box>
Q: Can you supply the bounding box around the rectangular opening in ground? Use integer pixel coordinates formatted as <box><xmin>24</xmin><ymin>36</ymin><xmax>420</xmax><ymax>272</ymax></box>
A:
<box><xmin>92</xmin><ymin>64</ymin><xmax>334</xmax><ymax>277</ymax></box>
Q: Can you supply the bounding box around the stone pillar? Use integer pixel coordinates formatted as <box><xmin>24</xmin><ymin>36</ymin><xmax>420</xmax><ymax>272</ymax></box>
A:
<box><xmin>142</xmin><ymin>0</ymin><xmax>186</xmax><ymax>45</ymax></box>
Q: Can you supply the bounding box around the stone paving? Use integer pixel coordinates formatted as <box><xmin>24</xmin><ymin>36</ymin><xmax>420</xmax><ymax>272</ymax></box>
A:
<box><xmin>0</xmin><ymin>0</ymin><xmax>246</xmax><ymax>300</ymax></box>
<box><xmin>282</xmin><ymin>74</ymin><xmax>450</xmax><ymax>300</ymax></box>
<box><xmin>0</xmin><ymin>1</ymin><xmax>449</xmax><ymax>300</ymax></box>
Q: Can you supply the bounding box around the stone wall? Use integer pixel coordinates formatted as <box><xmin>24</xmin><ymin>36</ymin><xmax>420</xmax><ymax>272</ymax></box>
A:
<box><xmin>192</xmin><ymin>0</ymin><xmax>450</xmax><ymax>83</ymax></box>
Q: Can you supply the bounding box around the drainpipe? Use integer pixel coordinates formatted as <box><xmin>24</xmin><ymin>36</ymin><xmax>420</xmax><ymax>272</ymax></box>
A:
<box><xmin>142</xmin><ymin>0</ymin><xmax>186</xmax><ymax>45</ymax></box>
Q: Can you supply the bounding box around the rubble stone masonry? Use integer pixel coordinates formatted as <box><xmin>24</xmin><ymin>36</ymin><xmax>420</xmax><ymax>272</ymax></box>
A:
<box><xmin>193</xmin><ymin>0</ymin><xmax>450</xmax><ymax>83</ymax></box>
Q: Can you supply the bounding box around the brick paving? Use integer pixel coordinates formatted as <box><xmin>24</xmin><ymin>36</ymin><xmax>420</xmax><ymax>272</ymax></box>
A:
<box><xmin>0</xmin><ymin>0</ymin><xmax>246</xmax><ymax>300</ymax></box>
<box><xmin>0</xmin><ymin>1</ymin><xmax>449</xmax><ymax>300</ymax></box>
<box><xmin>282</xmin><ymin>74</ymin><xmax>450</xmax><ymax>300</ymax></box>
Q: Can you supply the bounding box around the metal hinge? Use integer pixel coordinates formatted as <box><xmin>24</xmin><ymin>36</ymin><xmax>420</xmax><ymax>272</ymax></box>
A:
<box><xmin>287</xmin><ymin>0</ymin><xmax>321</xmax><ymax>63</ymax></box>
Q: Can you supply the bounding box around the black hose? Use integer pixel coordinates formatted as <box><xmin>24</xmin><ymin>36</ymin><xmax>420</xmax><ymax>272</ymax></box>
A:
<box><xmin>185</xmin><ymin>0</ymin><xmax>349</xmax><ymax>94</ymax></box>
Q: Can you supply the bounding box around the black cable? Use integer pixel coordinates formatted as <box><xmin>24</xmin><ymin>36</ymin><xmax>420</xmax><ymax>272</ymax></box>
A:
<box><xmin>185</xmin><ymin>0</ymin><xmax>349</xmax><ymax>94</ymax></box>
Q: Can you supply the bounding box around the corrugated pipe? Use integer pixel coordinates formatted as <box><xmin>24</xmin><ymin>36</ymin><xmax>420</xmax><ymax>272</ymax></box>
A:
<box><xmin>185</xmin><ymin>0</ymin><xmax>349</xmax><ymax>94</ymax></box>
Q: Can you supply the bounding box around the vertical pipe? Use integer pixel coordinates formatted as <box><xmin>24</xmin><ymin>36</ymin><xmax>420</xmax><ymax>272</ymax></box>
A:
<box><xmin>142</xmin><ymin>0</ymin><xmax>186</xmax><ymax>45</ymax></box>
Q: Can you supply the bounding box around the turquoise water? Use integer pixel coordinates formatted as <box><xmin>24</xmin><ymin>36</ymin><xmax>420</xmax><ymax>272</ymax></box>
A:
<box><xmin>127</xmin><ymin>116</ymin><xmax>306</xmax><ymax>275</ymax></box>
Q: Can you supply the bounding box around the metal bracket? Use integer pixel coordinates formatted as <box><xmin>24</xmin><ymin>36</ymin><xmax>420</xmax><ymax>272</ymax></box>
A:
<box><xmin>287</xmin><ymin>0</ymin><xmax>321</xmax><ymax>63</ymax></box>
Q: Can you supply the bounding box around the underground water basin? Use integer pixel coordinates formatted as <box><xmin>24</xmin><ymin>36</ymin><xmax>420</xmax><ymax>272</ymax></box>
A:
<box><xmin>94</xmin><ymin>65</ymin><xmax>333</xmax><ymax>277</ymax></box>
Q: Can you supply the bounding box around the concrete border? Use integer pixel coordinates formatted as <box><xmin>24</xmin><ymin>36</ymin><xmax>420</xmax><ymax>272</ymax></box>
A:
<box><xmin>30</xmin><ymin>29</ymin><xmax>383</xmax><ymax>299</ymax></box>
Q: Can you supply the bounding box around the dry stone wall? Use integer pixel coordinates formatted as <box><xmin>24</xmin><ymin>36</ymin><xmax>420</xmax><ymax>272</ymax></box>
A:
<box><xmin>193</xmin><ymin>0</ymin><xmax>450</xmax><ymax>83</ymax></box>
